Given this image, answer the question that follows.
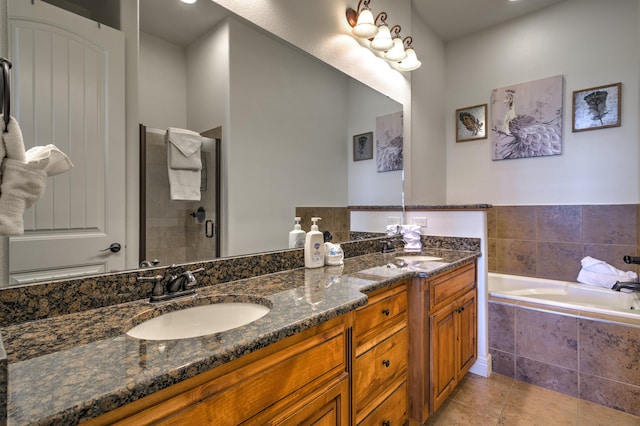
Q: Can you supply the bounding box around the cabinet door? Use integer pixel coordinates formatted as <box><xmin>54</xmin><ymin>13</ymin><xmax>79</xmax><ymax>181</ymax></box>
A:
<box><xmin>456</xmin><ymin>291</ymin><xmax>477</xmax><ymax>379</ymax></box>
<box><xmin>271</xmin><ymin>375</ymin><xmax>350</xmax><ymax>426</ymax></box>
<box><xmin>430</xmin><ymin>303</ymin><xmax>457</xmax><ymax>413</ymax></box>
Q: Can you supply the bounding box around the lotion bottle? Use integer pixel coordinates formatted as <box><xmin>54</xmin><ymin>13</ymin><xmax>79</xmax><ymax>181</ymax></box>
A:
<box><xmin>304</xmin><ymin>217</ymin><xmax>324</xmax><ymax>268</ymax></box>
<box><xmin>288</xmin><ymin>217</ymin><xmax>306</xmax><ymax>249</ymax></box>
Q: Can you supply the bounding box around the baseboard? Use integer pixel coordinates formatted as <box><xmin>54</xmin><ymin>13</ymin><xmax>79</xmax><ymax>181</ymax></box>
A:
<box><xmin>469</xmin><ymin>353</ymin><xmax>492</xmax><ymax>377</ymax></box>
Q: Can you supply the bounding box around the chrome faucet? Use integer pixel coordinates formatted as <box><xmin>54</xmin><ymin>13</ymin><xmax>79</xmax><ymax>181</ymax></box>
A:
<box><xmin>612</xmin><ymin>281</ymin><xmax>640</xmax><ymax>292</ymax></box>
<box><xmin>139</xmin><ymin>259</ymin><xmax>160</xmax><ymax>268</ymax></box>
<box><xmin>137</xmin><ymin>266</ymin><xmax>204</xmax><ymax>302</ymax></box>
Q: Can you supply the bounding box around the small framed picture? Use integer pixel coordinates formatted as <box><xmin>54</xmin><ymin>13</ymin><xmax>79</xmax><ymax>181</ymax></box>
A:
<box><xmin>353</xmin><ymin>131</ymin><xmax>373</xmax><ymax>161</ymax></box>
<box><xmin>456</xmin><ymin>104</ymin><xmax>488</xmax><ymax>142</ymax></box>
<box><xmin>572</xmin><ymin>82</ymin><xmax>621</xmax><ymax>132</ymax></box>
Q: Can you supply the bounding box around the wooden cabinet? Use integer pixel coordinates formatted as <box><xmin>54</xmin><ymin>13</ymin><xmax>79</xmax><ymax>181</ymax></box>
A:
<box><xmin>430</xmin><ymin>289</ymin><xmax>476</xmax><ymax>412</ymax></box>
<box><xmin>408</xmin><ymin>261</ymin><xmax>477</xmax><ymax>424</ymax></box>
<box><xmin>353</xmin><ymin>281</ymin><xmax>409</xmax><ymax>425</ymax></box>
<box><xmin>87</xmin><ymin>314</ymin><xmax>353</xmax><ymax>426</ymax></box>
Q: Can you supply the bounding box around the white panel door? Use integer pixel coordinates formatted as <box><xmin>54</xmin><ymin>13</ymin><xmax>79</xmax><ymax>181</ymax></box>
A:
<box><xmin>7</xmin><ymin>0</ymin><xmax>125</xmax><ymax>284</ymax></box>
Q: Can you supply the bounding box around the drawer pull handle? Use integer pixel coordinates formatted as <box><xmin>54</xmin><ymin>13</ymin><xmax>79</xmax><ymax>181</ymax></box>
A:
<box><xmin>382</xmin><ymin>359</ymin><xmax>390</xmax><ymax>367</ymax></box>
<box><xmin>382</xmin><ymin>308</ymin><xmax>390</xmax><ymax>316</ymax></box>
<box><xmin>382</xmin><ymin>421</ymin><xmax>391</xmax><ymax>426</ymax></box>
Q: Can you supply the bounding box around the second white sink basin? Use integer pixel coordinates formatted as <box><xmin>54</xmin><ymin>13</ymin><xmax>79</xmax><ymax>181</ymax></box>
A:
<box><xmin>127</xmin><ymin>302</ymin><xmax>271</xmax><ymax>340</ymax></box>
<box><xmin>397</xmin><ymin>255</ymin><xmax>443</xmax><ymax>262</ymax></box>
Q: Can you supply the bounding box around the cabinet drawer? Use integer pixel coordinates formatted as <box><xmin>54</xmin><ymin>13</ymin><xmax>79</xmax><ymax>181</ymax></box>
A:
<box><xmin>358</xmin><ymin>379</ymin><xmax>407</xmax><ymax>426</ymax></box>
<box><xmin>355</xmin><ymin>284</ymin><xmax>407</xmax><ymax>338</ymax></box>
<box><xmin>429</xmin><ymin>262</ymin><xmax>475</xmax><ymax>312</ymax></box>
<box><xmin>354</xmin><ymin>327</ymin><xmax>408</xmax><ymax>411</ymax></box>
<box><xmin>136</xmin><ymin>325</ymin><xmax>347</xmax><ymax>426</ymax></box>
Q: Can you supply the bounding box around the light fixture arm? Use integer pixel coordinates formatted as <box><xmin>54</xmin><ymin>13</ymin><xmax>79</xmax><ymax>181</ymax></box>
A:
<box><xmin>374</xmin><ymin>12</ymin><xmax>388</xmax><ymax>26</ymax></box>
<box><xmin>356</xmin><ymin>0</ymin><xmax>371</xmax><ymax>13</ymax></box>
<box><xmin>403</xmin><ymin>36</ymin><xmax>413</xmax><ymax>48</ymax></box>
<box><xmin>390</xmin><ymin>25</ymin><xmax>402</xmax><ymax>38</ymax></box>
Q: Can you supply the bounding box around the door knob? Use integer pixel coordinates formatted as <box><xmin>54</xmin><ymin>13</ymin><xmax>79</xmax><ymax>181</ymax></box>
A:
<box><xmin>100</xmin><ymin>242</ymin><xmax>121</xmax><ymax>253</ymax></box>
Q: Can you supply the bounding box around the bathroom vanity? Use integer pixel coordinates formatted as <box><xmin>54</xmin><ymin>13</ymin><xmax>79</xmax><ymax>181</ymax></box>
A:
<box><xmin>0</xmin><ymin>242</ymin><xmax>479</xmax><ymax>425</ymax></box>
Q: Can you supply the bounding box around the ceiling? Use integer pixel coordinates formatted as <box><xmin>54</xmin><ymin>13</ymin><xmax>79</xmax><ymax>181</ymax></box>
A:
<box><xmin>412</xmin><ymin>0</ymin><xmax>566</xmax><ymax>42</ymax></box>
<box><xmin>140</xmin><ymin>0</ymin><xmax>567</xmax><ymax>46</ymax></box>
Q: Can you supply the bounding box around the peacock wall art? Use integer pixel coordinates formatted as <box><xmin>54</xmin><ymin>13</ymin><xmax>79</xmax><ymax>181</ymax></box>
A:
<box><xmin>490</xmin><ymin>75</ymin><xmax>563</xmax><ymax>160</ymax></box>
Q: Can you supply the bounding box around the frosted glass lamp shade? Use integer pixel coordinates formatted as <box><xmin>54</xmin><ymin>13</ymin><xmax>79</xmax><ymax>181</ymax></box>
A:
<box><xmin>352</xmin><ymin>8</ymin><xmax>378</xmax><ymax>38</ymax></box>
<box><xmin>370</xmin><ymin>24</ymin><xmax>393</xmax><ymax>51</ymax></box>
<box><xmin>398</xmin><ymin>48</ymin><xmax>421</xmax><ymax>71</ymax></box>
<box><xmin>384</xmin><ymin>37</ymin><xmax>407</xmax><ymax>62</ymax></box>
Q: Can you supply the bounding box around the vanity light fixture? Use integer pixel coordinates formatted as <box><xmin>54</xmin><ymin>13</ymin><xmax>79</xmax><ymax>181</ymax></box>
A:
<box><xmin>397</xmin><ymin>37</ymin><xmax>421</xmax><ymax>71</ymax></box>
<box><xmin>369</xmin><ymin>13</ymin><xmax>394</xmax><ymax>51</ymax></box>
<box><xmin>346</xmin><ymin>1</ymin><xmax>421</xmax><ymax>71</ymax></box>
<box><xmin>180</xmin><ymin>0</ymin><xmax>197</xmax><ymax>4</ymax></box>
<box><xmin>349</xmin><ymin>0</ymin><xmax>378</xmax><ymax>38</ymax></box>
<box><xmin>383</xmin><ymin>26</ymin><xmax>407</xmax><ymax>62</ymax></box>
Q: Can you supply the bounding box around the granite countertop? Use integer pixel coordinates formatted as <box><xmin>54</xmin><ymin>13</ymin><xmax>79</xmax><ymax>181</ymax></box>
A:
<box><xmin>2</xmin><ymin>249</ymin><xmax>479</xmax><ymax>425</ymax></box>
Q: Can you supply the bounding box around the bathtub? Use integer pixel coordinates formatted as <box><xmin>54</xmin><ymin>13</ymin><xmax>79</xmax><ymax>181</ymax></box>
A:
<box><xmin>488</xmin><ymin>272</ymin><xmax>640</xmax><ymax>320</ymax></box>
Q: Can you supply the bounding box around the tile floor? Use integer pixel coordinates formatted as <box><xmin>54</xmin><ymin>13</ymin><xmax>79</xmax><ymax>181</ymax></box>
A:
<box><xmin>424</xmin><ymin>373</ymin><xmax>640</xmax><ymax>425</ymax></box>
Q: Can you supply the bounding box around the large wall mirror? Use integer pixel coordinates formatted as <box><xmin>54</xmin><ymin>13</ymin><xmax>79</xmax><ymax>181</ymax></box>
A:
<box><xmin>2</xmin><ymin>0</ymin><xmax>403</xmax><ymax>286</ymax></box>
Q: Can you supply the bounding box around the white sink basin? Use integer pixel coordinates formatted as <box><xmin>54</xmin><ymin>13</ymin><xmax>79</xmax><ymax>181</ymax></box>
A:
<box><xmin>127</xmin><ymin>302</ymin><xmax>271</xmax><ymax>340</ymax></box>
<box><xmin>396</xmin><ymin>255</ymin><xmax>443</xmax><ymax>262</ymax></box>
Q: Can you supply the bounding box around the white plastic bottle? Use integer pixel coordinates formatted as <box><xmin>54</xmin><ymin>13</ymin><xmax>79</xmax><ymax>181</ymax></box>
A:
<box><xmin>288</xmin><ymin>217</ymin><xmax>306</xmax><ymax>249</ymax></box>
<box><xmin>304</xmin><ymin>217</ymin><xmax>325</xmax><ymax>268</ymax></box>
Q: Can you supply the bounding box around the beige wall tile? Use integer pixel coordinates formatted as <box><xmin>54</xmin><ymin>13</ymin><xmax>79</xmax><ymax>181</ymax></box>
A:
<box><xmin>583</xmin><ymin>204</ymin><xmax>637</xmax><ymax>245</ymax></box>
<box><xmin>496</xmin><ymin>206</ymin><xmax>537</xmax><ymax>240</ymax></box>
<box><xmin>536</xmin><ymin>241</ymin><xmax>583</xmax><ymax>281</ymax></box>
<box><xmin>579</xmin><ymin>319</ymin><xmax>640</xmax><ymax>385</ymax></box>
<box><xmin>537</xmin><ymin>205</ymin><xmax>582</xmax><ymax>243</ymax></box>
<box><xmin>515</xmin><ymin>356</ymin><xmax>578</xmax><ymax>397</ymax></box>
<box><xmin>487</xmin><ymin>207</ymin><xmax>497</xmax><ymax>238</ymax></box>
<box><xmin>579</xmin><ymin>373</ymin><xmax>640</xmax><ymax>417</ymax></box>
<box><xmin>516</xmin><ymin>308</ymin><xmax>578</xmax><ymax>370</ymax></box>
<box><xmin>496</xmin><ymin>239</ymin><xmax>536</xmax><ymax>275</ymax></box>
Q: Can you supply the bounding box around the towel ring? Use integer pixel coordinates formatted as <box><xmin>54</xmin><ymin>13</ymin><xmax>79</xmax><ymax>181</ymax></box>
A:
<box><xmin>0</xmin><ymin>57</ymin><xmax>12</xmax><ymax>133</ymax></box>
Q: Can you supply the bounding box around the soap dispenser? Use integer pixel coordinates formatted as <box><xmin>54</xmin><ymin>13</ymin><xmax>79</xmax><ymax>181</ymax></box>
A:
<box><xmin>288</xmin><ymin>217</ymin><xmax>306</xmax><ymax>249</ymax></box>
<box><xmin>304</xmin><ymin>217</ymin><xmax>325</xmax><ymax>268</ymax></box>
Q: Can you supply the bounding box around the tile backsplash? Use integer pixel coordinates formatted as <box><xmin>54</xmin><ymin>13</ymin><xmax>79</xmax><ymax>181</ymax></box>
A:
<box><xmin>487</xmin><ymin>204</ymin><xmax>639</xmax><ymax>281</ymax></box>
<box><xmin>295</xmin><ymin>207</ymin><xmax>350</xmax><ymax>244</ymax></box>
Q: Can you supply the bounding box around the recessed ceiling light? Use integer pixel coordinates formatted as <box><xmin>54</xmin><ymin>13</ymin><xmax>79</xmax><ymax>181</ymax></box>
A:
<box><xmin>181</xmin><ymin>0</ymin><xmax>197</xmax><ymax>4</ymax></box>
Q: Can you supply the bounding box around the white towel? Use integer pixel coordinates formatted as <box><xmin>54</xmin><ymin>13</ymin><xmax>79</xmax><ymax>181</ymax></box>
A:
<box><xmin>167</xmin><ymin>127</ymin><xmax>202</xmax><ymax>170</ymax></box>
<box><xmin>401</xmin><ymin>224</ymin><xmax>422</xmax><ymax>252</ymax></box>
<box><xmin>166</xmin><ymin>128</ymin><xmax>202</xmax><ymax>201</ymax></box>
<box><xmin>25</xmin><ymin>144</ymin><xmax>74</xmax><ymax>176</ymax></box>
<box><xmin>1</xmin><ymin>116</ymin><xmax>26</xmax><ymax>162</ymax></box>
<box><xmin>576</xmin><ymin>256</ymin><xmax>638</xmax><ymax>289</ymax></box>
<box><xmin>0</xmin><ymin>117</ymin><xmax>73</xmax><ymax>236</ymax></box>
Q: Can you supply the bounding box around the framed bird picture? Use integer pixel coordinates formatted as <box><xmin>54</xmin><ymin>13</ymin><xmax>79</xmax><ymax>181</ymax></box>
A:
<box><xmin>490</xmin><ymin>75</ymin><xmax>563</xmax><ymax>160</ymax></box>
<box><xmin>456</xmin><ymin>104</ymin><xmax>487</xmax><ymax>142</ymax></box>
<box><xmin>572</xmin><ymin>82</ymin><xmax>621</xmax><ymax>132</ymax></box>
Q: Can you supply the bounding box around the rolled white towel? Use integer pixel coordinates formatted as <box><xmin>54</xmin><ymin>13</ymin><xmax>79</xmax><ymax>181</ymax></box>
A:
<box><xmin>577</xmin><ymin>256</ymin><xmax>638</xmax><ymax>289</ymax></box>
<box><xmin>25</xmin><ymin>144</ymin><xmax>74</xmax><ymax>176</ymax></box>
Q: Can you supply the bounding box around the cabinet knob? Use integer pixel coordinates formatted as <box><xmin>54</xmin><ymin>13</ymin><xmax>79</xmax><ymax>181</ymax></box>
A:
<box><xmin>382</xmin><ymin>359</ymin><xmax>390</xmax><ymax>367</ymax></box>
<box><xmin>382</xmin><ymin>421</ymin><xmax>391</xmax><ymax>426</ymax></box>
<box><xmin>381</xmin><ymin>308</ymin><xmax>390</xmax><ymax>316</ymax></box>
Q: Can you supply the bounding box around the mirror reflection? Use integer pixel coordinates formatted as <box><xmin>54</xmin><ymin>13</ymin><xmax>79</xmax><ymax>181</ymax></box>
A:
<box><xmin>4</xmin><ymin>0</ymin><xmax>403</xmax><ymax>284</ymax></box>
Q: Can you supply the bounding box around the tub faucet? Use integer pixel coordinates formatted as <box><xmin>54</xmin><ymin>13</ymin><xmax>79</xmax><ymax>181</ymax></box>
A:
<box><xmin>611</xmin><ymin>281</ymin><xmax>640</xmax><ymax>292</ymax></box>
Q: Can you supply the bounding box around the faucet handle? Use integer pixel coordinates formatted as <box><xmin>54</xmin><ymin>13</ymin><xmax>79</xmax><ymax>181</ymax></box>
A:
<box><xmin>137</xmin><ymin>274</ymin><xmax>165</xmax><ymax>297</ymax></box>
<box><xmin>182</xmin><ymin>268</ymin><xmax>205</xmax><ymax>289</ymax></box>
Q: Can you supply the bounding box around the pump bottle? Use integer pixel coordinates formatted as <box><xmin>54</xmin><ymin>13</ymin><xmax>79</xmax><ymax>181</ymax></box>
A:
<box><xmin>304</xmin><ymin>217</ymin><xmax>324</xmax><ymax>268</ymax></box>
<box><xmin>288</xmin><ymin>217</ymin><xmax>306</xmax><ymax>249</ymax></box>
